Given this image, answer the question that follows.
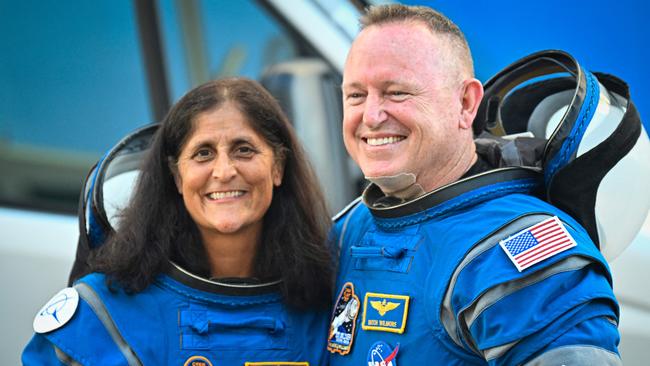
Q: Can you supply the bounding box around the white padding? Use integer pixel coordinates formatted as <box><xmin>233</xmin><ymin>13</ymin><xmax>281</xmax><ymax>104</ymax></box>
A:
<box><xmin>102</xmin><ymin>171</ymin><xmax>139</xmax><ymax>229</ymax></box>
<box><xmin>596</xmin><ymin>125</ymin><xmax>650</xmax><ymax>261</ymax></box>
<box><xmin>527</xmin><ymin>89</ymin><xmax>573</xmax><ymax>139</ymax></box>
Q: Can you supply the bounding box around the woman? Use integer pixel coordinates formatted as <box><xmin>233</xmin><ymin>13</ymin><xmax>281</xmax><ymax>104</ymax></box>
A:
<box><xmin>23</xmin><ymin>78</ymin><xmax>334</xmax><ymax>365</ymax></box>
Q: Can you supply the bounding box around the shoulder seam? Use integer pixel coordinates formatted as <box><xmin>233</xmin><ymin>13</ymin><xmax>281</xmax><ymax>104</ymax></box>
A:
<box><xmin>337</xmin><ymin>200</ymin><xmax>365</xmax><ymax>251</ymax></box>
<box><xmin>74</xmin><ymin>282</ymin><xmax>143</xmax><ymax>366</ymax></box>
<box><xmin>332</xmin><ymin>196</ymin><xmax>362</xmax><ymax>222</ymax></box>
<box><xmin>54</xmin><ymin>345</ymin><xmax>83</xmax><ymax>366</ymax></box>
<box><xmin>439</xmin><ymin>213</ymin><xmax>555</xmax><ymax>356</ymax></box>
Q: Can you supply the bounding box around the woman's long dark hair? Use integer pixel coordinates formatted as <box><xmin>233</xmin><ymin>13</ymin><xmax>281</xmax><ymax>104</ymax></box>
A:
<box><xmin>90</xmin><ymin>78</ymin><xmax>333</xmax><ymax>309</ymax></box>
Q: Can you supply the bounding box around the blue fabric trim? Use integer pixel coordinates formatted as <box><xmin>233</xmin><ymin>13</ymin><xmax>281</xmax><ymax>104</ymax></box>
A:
<box><xmin>545</xmin><ymin>70</ymin><xmax>600</xmax><ymax>184</ymax></box>
<box><xmin>179</xmin><ymin>302</ymin><xmax>289</xmax><ymax>351</ymax></box>
<box><xmin>156</xmin><ymin>275</ymin><xmax>282</xmax><ymax>306</ymax></box>
<box><xmin>38</xmin><ymin>285</ymin><xmax>130</xmax><ymax>365</ymax></box>
<box><xmin>468</xmin><ymin>267</ymin><xmax>617</xmax><ymax>349</ymax></box>
<box><xmin>351</xmin><ymin>245</ymin><xmax>406</xmax><ymax>259</ymax></box>
<box><xmin>497</xmin><ymin>306</ymin><xmax>620</xmax><ymax>365</ymax></box>
<box><xmin>502</xmin><ymin>314</ymin><xmax>620</xmax><ymax>365</ymax></box>
<box><xmin>86</xmin><ymin>152</ymin><xmax>109</xmax><ymax>248</ymax></box>
<box><xmin>375</xmin><ymin>178</ymin><xmax>540</xmax><ymax>229</ymax></box>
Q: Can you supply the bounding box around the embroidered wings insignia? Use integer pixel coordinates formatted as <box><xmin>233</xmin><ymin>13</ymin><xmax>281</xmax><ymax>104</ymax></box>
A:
<box><xmin>370</xmin><ymin>299</ymin><xmax>401</xmax><ymax>316</ymax></box>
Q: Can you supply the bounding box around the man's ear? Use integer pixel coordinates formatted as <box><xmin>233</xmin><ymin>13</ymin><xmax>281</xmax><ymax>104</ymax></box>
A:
<box><xmin>168</xmin><ymin>159</ymin><xmax>182</xmax><ymax>194</ymax></box>
<box><xmin>459</xmin><ymin>78</ymin><xmax>484</xmax><ymax>130</ymax></box>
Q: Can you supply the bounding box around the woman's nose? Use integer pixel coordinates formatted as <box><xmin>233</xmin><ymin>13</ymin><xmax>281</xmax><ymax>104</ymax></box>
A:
<box><xmin>211</xmin><ymin>154</ymin><xmax>236</xmax><ymax>181</ymax></box>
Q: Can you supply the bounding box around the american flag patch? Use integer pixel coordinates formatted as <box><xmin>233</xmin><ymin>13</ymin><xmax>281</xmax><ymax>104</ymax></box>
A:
<box><xmin>499</xmin><ymin>216</ymin><xmax>577</xmax><ymax>272</ymax></box>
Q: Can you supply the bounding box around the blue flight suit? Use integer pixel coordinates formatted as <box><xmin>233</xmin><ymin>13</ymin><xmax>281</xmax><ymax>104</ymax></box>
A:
<box><xmin>23</xmin><ymin>264</ymin><xmax>329</xmax><ymax>365</ymax></box>
<box><xmin>328</xmin><ymin>170</ymin><xmax>621</xmax><ymax>365</ymax></box>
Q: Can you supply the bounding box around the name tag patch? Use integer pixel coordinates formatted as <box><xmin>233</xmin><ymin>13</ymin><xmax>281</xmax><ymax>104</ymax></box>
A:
<box><xmin>362</xmin><ymin>292</ymin><xmax>409</xmax><ymax>334</ymax></box>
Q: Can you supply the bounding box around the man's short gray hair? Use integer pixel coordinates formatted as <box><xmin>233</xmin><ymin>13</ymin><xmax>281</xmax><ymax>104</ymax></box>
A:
<box><xmin>360</xmin><ymin>4</ymin><xmax>474</xmax><ymax>77</ymax></box>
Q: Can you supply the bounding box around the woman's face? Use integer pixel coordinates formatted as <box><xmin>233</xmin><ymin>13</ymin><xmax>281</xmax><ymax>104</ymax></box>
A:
<box><xmin>173</xmin><ymin>102</ymin><xmax>283</xmax><ymax>241</ymax></box>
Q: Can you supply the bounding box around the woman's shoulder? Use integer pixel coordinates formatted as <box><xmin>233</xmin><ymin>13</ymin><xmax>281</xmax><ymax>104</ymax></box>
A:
<box><xmin>26</xmin><ymin>271</ymin><xmax>174</xmax><ymax>363</ymax></box>
<box><xmin>75</xmin><ymin>271</ymin><xmax>107</xmax><ymax>287</ymax></box>
<box><xmin>26</xmin><ymin>274</ymin><xmax>137</xmax><ymax>364</ymax></box>
<box><xmin>30</xmin><ymin>272</ymin><xmax>124</xmax><ymax>335</ymax></box>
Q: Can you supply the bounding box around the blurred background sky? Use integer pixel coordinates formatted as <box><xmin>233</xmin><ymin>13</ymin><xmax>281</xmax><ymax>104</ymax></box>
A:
<box><xmin>1</xmin><ymin>0</ymin><xmax>647</xmax><ymax>158</ymax></box>
<box><xmin>404</xmin><ymin>0</ymin><xmax>648</xmax><ymax>132</ymax></box>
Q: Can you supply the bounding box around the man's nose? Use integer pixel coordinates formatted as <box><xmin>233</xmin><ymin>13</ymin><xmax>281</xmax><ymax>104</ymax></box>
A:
<box><xmin>211</xmin><ymin>154</ymin><xmax>236</xmax><ymax>181</ymax></box>
<box><xmin>362</xmin><ymin>94</ymin><xmax>388</xmax><ymax>128</ymax></box>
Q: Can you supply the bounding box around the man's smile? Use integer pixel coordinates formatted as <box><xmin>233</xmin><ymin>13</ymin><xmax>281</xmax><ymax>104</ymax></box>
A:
<box><xmin>364</xmin><ymin>136</ymin><xmax>406</xmax><ymax>146</ymax></box>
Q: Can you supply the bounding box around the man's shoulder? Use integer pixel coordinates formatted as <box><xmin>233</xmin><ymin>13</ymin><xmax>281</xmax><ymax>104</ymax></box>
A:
<box><xmin>332</xmin><ymin>196</ymin><xmax>364</xmax><ymax>223</ymax></box>
<box><xmin>479</xmin><ymin>191</ymin><xmax>549</xmax><ymax>211</ymax></box>
<box><xmin>473</xmin><ymin>192</ymin><xmax>589</xmax><ymax>230</ymax></box>
<box><xmin>441</xmin><ymin>211</ymin><xmax>616</xmax><ymax>362</ymax></box>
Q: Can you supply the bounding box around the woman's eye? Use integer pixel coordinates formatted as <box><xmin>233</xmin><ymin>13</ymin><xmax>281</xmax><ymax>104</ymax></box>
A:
<box><xmin>235</xmin><ymin>145</ymin><xmax>256</xmax><ymax>157</ymax></box>
<box><xmin>193</xmin><ymin>149</ymin><xmax>213</xmax><ymax>161</ymax></box>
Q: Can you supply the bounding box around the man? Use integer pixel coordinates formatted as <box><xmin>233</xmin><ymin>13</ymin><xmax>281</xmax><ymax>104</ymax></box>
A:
<box><xmin>328</xmin><ymin>4</ymin><xmax>621</xmax><ymax>365</ymax></box>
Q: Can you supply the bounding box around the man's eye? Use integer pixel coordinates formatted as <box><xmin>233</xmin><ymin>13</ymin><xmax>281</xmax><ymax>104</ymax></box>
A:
<box><xmin>387</xmin><ymin>91</ymin><xmax>409</xmax><ymax>100</ymax></box>
<box><xmin>346</xmin><ymin>92</ymin><xmax>366</xmax><ymax>105</ymax></box>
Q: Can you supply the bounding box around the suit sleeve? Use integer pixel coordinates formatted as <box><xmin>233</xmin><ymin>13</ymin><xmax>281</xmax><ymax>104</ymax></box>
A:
<box><xmin>443</xmin><ymin>215</ymin><xmax>621</xmax><ymax>365</ymax></box>
<box><xmin>22</xmin><ymin>334</ymin><xmax>76</xmax><ymax>366</ymax></box>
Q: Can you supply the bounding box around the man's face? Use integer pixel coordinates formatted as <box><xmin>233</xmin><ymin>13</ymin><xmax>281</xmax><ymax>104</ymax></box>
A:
<box><xmin>342</xmin><ymin>22</ymin><xmax>469</xmax><ymax>191</ymax></box>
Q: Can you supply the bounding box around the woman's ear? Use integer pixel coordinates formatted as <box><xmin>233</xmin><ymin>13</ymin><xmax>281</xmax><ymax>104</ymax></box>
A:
<box><xmin>168</xmin><ymin>158</ymin><xmax>183</xmax><ymax>194</ymax></box>
<box><xmin>272</xmin><ymin>159</ymin><xmax>285</xmax><ymax>187</ymax></box>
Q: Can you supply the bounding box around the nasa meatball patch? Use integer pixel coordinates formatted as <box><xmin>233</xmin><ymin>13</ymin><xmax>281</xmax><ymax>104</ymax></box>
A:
<box><xmin>367</xmin><ymin>341</ymin><xmax>399</xmax><ymax>366</ymax></box>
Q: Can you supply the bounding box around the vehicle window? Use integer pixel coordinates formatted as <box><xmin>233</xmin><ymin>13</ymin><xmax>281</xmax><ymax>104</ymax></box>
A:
<box><xmin>1</xmin><ymin>0</ymin><xmax>330</xmax><ymax>215</ymax></box>
<box><xmin>158</xmin><ymin>0</ymin><xmax>308</xmax><ymax>102</ymax></box>
<box><xmin>0</xmin><ymin>0</ymin><xmax>152</xmax><ymax>213</ymax></box>
<box><xmin>201</xmin><ymin>0</ymin><xmax>300</xmax><ymax>78</ymax></box>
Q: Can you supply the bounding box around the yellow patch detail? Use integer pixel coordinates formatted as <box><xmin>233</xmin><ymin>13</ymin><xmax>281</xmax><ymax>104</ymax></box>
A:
<box><xmin>370</xmin><ymin>299</ymin><xmax>401</xmax><ymax>316</ymax></box>
<box><xmin>183</xmin><ymin>356</ymin><xmax>213</xmax><ymax>366</ymax></box>
<box><xmin>362</xmin><ymin>292</ymin><xmax>410</xmax><ymax>334</ymax></box>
